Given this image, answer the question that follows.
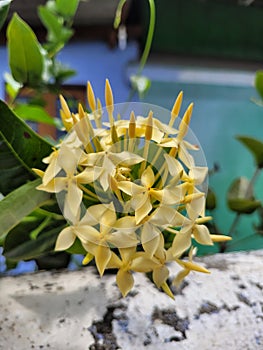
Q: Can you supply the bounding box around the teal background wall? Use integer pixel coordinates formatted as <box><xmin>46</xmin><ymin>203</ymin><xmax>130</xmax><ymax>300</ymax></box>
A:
<box><xmin>140</xmin><ymin>67</ymin><xmax>263</xmax><ymax>253</ymax></box>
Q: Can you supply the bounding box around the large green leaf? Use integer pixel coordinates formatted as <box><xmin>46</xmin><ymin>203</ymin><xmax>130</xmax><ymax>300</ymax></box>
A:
<box><xmin>7</xmin><ymin>13</ymin><xmax>44</xmax><ymax>85</ymax></box>
<box><xmin>0</xmin><ymin>179</ymin><xmax>51</xmax><ymax>241</ymax></box>
<box><xmin>227</xmin><ymin>177</ymin><xmax>261</xmax><ymax>214</ymax></box>
<box><xmin>236</xmin><ymin>136</ymin><xmax>263</xmax><ymax>168</ymax></box>
<box><xmin>0</xmin><ymin>100</ymin><xmax>52</xmax><ymax>195</ymax></box>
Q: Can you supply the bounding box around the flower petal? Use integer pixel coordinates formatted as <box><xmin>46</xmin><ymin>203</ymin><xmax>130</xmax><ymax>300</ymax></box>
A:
<box><xmin>153</xmin><ymin>265</ymin><xmax>169</xmax><ymax>288</ymax></box>
<box><xmin>135</xmin><ymin>195</ymin><xmax>152</xmax><ymax>224</ymax></box>
<box><xmin>170</xmin><ymin>230</ymin><xmax>192</xmax><ymax>258</ymax></box>
<box><xmin>141</xmin><ymin>166</ymin><xmax>155</xmax><ymax>188</ymax></box>
<box><xmin>193</xmin><ymin>224</ymin><xmax>213</xmax><ymax>245</ymax></box>
<box><xmin>55</xmin><ymin>227</ymin><xmax>75</xmax><ymax>251</ymax></box>
<box><xmin>95</xmin><ymin>245</ymin><xmax>111</xmax><ymax>276</ymax></box>
<box><xmin>141</xmin><ymin>223</ymin><xmax>160</xmax><ymax>257</ymax></box>
<box><xmin>118</xmin><ymin>181</ymin><xmax>144</xmax><ymax>196</ymax></box>
<box><xmin>116</xmin><ymin>269</ymin><xmax>134</xmax><ymax>297</ymax></box>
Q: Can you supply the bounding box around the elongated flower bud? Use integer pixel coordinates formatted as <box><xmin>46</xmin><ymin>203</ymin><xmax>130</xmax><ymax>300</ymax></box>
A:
<box><xmin>170</xmin><ymin>91</ymin><xmax>183</xmax><ymax>123</ymax></box>
<box><xmin>59</xmin><ymin>94</ymin><xmax>73</xmax><ymax>131</ymax></box>
<box><xmin>87</xmin><ymin>81</ymin><xmax>96</xmax><ymax>112</ymax></box>
<box><xmin>129</xmin><ymin>111</ymin><xmax>136</xmax><ymax>138</ymax></box>
<box><xmin>145</xmin><ymin>110</ymin><xmax>153</xmax><ymax>141</ymax></box>
<box><xmin>178</xmin><ymin>102</ymin><xmax>194</xmax><ymax>141</ymax></box>
<box><xmin>105</xmin><ymin>79</ymin><xmax>114</xmax><ymax>124</ymax></box>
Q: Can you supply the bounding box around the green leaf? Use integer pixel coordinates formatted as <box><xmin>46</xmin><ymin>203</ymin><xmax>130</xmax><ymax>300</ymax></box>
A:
<box><xmin>38</xmin><ymin>5</ymin><xmax>73</xmax><ymax>49</ymax></box>
<box><xmin>7</xmin><ymin>13</ymin><xmax>44</xmax><ymax>85</ymax></box>
<box><xmin>236</xmin><ymin>135</ymin><xmax>263</xmax><ymax>168</ymax></box>
<box><xmin>206</xmin><ymin>188</ymin><xmax>217</xmax><ymax>211</ymax></box>
<box><xmin>0</xmin><ymin>0</ymin><xmax>12</xmax><ymax>31</ymax></box>
<box><xmin>14</xmin><ymin>104</ymin><xmax>56</xmax><ymax>126</ymax></box>
<box><xmin>0</xmin><ymin>100</ymin><xmax>52</xmax><ymax>195</ymax></box>
<box><xmin>255</xmin><ymin>70</ymin><xmax>263</xmax><ymax>100</ymax></box>
<box><xmin>55</xmin><ymin>0</ymin><xmax>80</xmax><ymax>18</ymax></box>
<box><xmin>4</xmin><ymin>72</ymin><xmax>22</xmax><ymax>102</ymax></box>
<box><xmin>4</xmin><ymin>222</ymin><xmax>65</xmax><ymax>261</ymax></box>
<box><xmin>0</xmin><ymin>179</ymin><xmax>51</xmax><ymax>241</ymax></box>
<box><xmin>66</xmin><ymin>237</ymin><xmax>86</xmax><ymax>255</ymax></box>
<box><xmin>227</xmin><ymin>177</ymin><xmax>261</xmax><ymax>214</ymax></box>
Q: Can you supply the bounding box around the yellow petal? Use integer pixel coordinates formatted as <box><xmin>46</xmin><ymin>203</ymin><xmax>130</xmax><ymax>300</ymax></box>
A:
<box><xmin>82</xmin><ymin>252</ymin><xmax>94</xmax><ymax>265</ymax></box>
<box><xmin>141</xmin><ymin>223</ymin><xmax>160</xmax><ymax>257</ymax></box>
<box><xmin>65</xmin><ymin>180</ymin><xmax>83</xmax><ymax>218</ymax></box>
<box><xmin>141</xmin><ymin>166</ymin><xmax>155</xmax><ymax>188</ymax></box>
<box><xmin>171</xmin><ymin>230</ymin><xmax>192</xmax><ymax>258</ymax></box>
<box><xmin>172</xmin><ymin>268</ymin><xmax>190</xmax><ymax>288</ymax></box>
<box><xmin>131</xmin><ymin>253</ymin><xmax>158</xmax><ymax>272</ymax></box>
<box><xmin>55</xmin><ymin>227</ymin><xmax>75</xmax><ymax>251</ymax></box>
<box><xmin>161</xmin><ymin>281</ymin><xmax>174</xmax><ymax>300</ymax></box>
<box><xmin>193</xmin><ymin>224</ymin><xmax>213</xmax><ymax>246</ymax></box>
<box><xmin>118</xmin><ymin>181</ymin><xmax>144</xmax><ymax>196</ymax></box>
<box><xmin>189</xmin><ymin>166</ymin><xmax>208</xmax><ymax>185</ymax></box>
<box><xmin>95</xmin><ymin>245</ymin><xmax>111</xmax><ymax>276</ymax></box>
<box><xmin>116</xmin><ymin>269</ymin><xmax>134</xmax><ymax>297</ymax></box>
<box><xmin>164</xmin><ymin>153</ymin><xmax>184</xmax><ymax>177</ymax></box>
<box><xmin>135</xmin><ymin>195</ymin><xmax>152</xmax><ymax>224</ymax></box>
<box><xmin>153</xmin><ymin>265</ymin><xmax>169</xmax><ymax>288</ymax></box>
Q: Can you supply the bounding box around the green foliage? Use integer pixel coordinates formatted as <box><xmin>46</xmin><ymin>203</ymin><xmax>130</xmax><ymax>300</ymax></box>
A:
<box><xmin>227</xmin><ymin>177</ymin><xmax>261</xmax><ymax>214</ymax></box>
<box><xmin>0</xmin><ymin>0</ymin><xmax>12</xmax><ymax>30</ymax></box>
<box><xmin>0</xmin><ymin>179</ymin><xmax>51</xmax><ymax>242</ymax></box>
<box><xmin>3</xmin><ymin>0</ymin><xmax>80</xmax><ymax>128</ymax></box>
<box><xmin>7</xmin><ymin>14</ymin><xmax>44</xmax><ymax>86</ymax></box>
<box><xmin>255</xmin><ymin>70</ymin><xmax>263</xmax><ymax>100</ymax></box>
<box><xmin>0</xmin><ymin>100</ymin><xmax>53</xmax><ymax>195</ymax></box>
<box><xmin>236</xmin><ymin>136</ymin><xmax>263</xmax><ymax>168</ymax></box>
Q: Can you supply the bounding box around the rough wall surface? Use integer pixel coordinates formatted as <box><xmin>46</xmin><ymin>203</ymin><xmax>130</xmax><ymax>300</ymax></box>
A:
<box><xmin>0</xmin><ymin>250</ymin><xmax>262</xmax><ymax>350</ymax></box>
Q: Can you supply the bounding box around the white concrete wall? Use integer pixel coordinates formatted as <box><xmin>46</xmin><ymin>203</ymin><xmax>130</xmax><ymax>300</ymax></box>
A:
<box><xmin>1</xmin><ymin>249</ymin><xmax>262</xmax><ymax>349</ymax></box>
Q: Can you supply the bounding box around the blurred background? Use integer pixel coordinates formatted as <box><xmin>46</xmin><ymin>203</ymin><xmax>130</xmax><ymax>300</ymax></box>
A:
<box><xmin>1</xmin><ymin>0</ymin><xmax>263</xmax><ymax>273</ymax></box>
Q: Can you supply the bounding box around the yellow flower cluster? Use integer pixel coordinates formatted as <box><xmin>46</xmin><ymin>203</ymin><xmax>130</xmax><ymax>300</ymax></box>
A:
<box><xmin>34</xmin><ymin>80</ymin><xmax>230</xmax><ymax>298</ymax></box>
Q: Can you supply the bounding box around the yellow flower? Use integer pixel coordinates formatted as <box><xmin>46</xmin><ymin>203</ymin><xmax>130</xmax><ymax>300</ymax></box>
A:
<box><xmin>37</xmin><ymin>144</ymin><xmax>100</xmax><ymax>218</ymax></box>
<box><xmin>106</xmin><ymin>246</ymin><xmax>159</xmax><ymax>297</ymax></box>
<box><xmin>81</xmin><ymin>203</ymin><xmax>139</xmax><ymax>276</ymax></box>
<box><xmin>118</xmin><ymin>166</ymin><xmax>183</xmax><ymax>224</ymax></box>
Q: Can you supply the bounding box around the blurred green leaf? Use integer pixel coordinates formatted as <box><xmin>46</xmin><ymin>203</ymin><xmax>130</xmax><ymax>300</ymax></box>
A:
<box><xmin>227</xmin><ymin>177</ymin><xmax>261</xmax><ymax>214</ymax></box>
<box><xmin>0</xmin><ymin>0</ymin><xmax>12</xmax><ymax>31</ymax></box>
<box><xmin>0</xmin><ymin>100</ymin><xmax>52</xmax><ymax>195</ymax></box>
<box><xmin>206</xmin><ymin>188</ymin><xmax>217</xmax><ymax>210</ymax></box>
<box><xmin>55</xmin><ymin>0</ymin><xmax>80</xmax><ymax>18</ymax></box>
<box><xmin>236</xmin><ymin>135</ymin><xmax>263</xmax><ymax>168</ymax></box>
<box><xmin>14</xmin><ymin>104</ymin><xmax>56</xmax><ymax>126</ymax></box>
<box><xmin>7</xmin><ymin>13</ymin><xmax>44</xmax><ymax>85</ymax></box>
<box><xmin>4</xmin><ymin>72</ymin><xmax>22</xmax><ymax>101</ymax></box>
<box><xmin>130</xmin><ymin>75</ymin><xmax>151</xmax><ymax>98</ymax></box>
<box><xmin>4</xmin><ymin>222</ymin><xmax>66</xmax><ymax>261</ymax></box>
<box><xmin>255</xmin><ymin>70</ymin><xmax>263</xmax><ymax>100</ymax></box>
<box><xmin>0</xmin><ymin>179</ymin><xmax>51</xmax><ymax>241</ymax></box>
<box><xmin>38</xmin><ymin>5</ymin><xmax>73</xmax><ymax>56</ymax></box>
